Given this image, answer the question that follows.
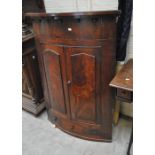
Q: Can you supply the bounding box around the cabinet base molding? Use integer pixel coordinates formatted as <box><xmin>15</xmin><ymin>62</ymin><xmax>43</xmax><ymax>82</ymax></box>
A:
<box><xmin>22</xmin><ymin>96</ymin><xmax>45</xmax><ymax>115</ymax></box>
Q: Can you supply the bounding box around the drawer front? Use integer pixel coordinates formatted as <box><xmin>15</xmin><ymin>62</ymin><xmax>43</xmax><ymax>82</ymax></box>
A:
<box><xmin>117</xmin><ymin>89</ymin><xmax>132</xmax><ymax>102</ymax></box>
<box><xmin>49</xmin><ymin>113</ymin><xmax>111</xmax><ymax>141</ymax></box>
<box><xmin>39</xmin><ymin>16</ymin><xmax>116</xmax><ymax>40</ymax></box>
<box><xmin>57</xmin><ymin>118</ymin><xmax>111</xmax><ymax>141</ymax></box>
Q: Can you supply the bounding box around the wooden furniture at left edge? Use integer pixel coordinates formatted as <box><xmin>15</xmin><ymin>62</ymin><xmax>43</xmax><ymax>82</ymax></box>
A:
<box><xmin>22</xmin><ymin>34</ymin><xmax>45</xmax><ymax>115</ymax></box>
<box><xmin>22</xmin><ymin>0</ymin><xmax>45</xmax><ymax>115</ymax></box>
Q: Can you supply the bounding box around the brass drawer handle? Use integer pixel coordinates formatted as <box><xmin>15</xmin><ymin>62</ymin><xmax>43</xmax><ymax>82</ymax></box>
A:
<box><xmin>68</xmin><ymin>28</ymin><xmax>72</xmax><ymax>31</ymax></box>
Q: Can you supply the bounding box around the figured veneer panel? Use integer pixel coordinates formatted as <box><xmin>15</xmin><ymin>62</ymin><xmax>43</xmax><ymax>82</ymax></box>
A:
<box><xmin>71</xmin><ymin>53</ymin><xmax>96</xmax><ymax>122</ymax></box>
<box><xmin>66</xmin><ymin>47</ymin><xmax>102</xmax><ymax>124</ymax></box>
<box><xmin>43</xmin><ymin>49</ymin><xmax>67</xmax><ymax>114</ymax></box>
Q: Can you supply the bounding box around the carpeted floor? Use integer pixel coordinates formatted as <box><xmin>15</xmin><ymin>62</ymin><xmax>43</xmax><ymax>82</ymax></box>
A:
<box><xmin>22</xmin><ymin>110</ymin><xmax>132</xmax><ymax>155</ymax></box>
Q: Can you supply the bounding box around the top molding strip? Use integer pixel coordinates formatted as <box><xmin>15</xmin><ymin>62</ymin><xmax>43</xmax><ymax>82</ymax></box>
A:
<box><xmin>25</xmin><ymin>10</ymin><xmax>120</xmax><ymax>18</ymax></box>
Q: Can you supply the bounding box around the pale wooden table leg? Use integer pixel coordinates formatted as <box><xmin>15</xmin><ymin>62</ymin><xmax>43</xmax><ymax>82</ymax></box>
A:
<box><xmin>113</xmin><ymin>100</ymin><xmax>121</xmax><ymax>125</ymax></box>
<box><xmin>112</xmin><ymin>62</ymin><xmax>124</xmax><ymax>125</ymax></box>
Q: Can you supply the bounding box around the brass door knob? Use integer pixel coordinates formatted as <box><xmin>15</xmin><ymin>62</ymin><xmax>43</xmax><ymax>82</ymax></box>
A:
<box><xmin>67</xmin><ymin>80</ymin><xmax>72</xmax><ymax>85</ymax></box>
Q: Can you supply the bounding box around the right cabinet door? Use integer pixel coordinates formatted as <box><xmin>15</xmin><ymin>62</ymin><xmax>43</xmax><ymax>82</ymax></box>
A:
<box><xmin>66</xmin><ymin>46</ymin><xmax>102</xmax><ymax>124</ymax></box>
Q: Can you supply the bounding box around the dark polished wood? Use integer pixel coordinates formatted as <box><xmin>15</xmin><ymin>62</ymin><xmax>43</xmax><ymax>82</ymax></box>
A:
<box><xmin>110</xmin><ymin>59</ymin><xmax>133</xmax><ymax>103</ymax></box>
<box><xmin>116</xmin><ymin>88</ymin><xmax>133</xmax><ymax>103</ymax></box>
<box><xmin>110</xmin><ymin>59</ymin><xmax>133</xmax><ymax>91</ymax></box>
<box><xmin>22</xmin><ymin>35</ymin><xmax>45</xmax><ymax>115</ymax></box>
<box><xmin>27</xmin><ymin>11</ymin><xmax>119</xmax><ymax>141</ymax></box>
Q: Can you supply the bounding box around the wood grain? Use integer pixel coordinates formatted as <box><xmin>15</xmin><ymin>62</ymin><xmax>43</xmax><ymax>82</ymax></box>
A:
<box><xmin>109</xmin><ymin>59</ymin><xmax>133</xmax><ymax>91</ymax></box>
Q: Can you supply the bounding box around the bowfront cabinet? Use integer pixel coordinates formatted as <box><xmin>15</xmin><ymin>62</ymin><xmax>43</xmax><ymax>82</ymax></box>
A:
<box><xmin>27</xmin><ymin>11</ymin><xmax>119</xmax><ymax>141</ymax></box>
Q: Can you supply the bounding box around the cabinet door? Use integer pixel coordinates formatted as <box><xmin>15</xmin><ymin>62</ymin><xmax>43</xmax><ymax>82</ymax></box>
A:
<box><xmin>42</xmin><ymin>45</ymin><xmax>67</xmax><ymax>115</ymax></box>
<box><xmin>66</xmin><ymin>47</ymin><xmax>101</xmax><ymax>123</ymax></box>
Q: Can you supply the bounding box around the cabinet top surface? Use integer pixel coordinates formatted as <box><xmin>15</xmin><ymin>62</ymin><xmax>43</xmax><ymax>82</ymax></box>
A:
<box><xmin>26</xmin><ymin>10</ymin><xmax>120</xmax><ymax>18</ymax></box>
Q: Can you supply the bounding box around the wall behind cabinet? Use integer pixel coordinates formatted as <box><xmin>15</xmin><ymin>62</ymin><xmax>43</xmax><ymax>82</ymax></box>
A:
<box><xmin>44</xmin><ymin>0</ymin><xmax>118</xmax><ymax>12</ymax></box>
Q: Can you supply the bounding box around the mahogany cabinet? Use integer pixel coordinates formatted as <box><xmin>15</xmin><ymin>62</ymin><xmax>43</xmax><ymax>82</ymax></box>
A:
<box><xmin>27</xmin><ymin>11</ymin><xmax>119</xmax><ymax>141</ymax></box>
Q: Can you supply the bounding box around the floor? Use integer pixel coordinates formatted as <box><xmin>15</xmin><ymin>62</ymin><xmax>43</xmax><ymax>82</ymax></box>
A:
<box><xmin>22</xmin><ymin>110</ymin><xmax>132</xmax><ymax>155</ymax></box>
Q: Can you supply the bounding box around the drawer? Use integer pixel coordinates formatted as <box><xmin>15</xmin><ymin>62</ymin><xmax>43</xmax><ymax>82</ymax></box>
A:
<box><xmin>59</xmin><ymin>119</ymin><xmax>109</xmax><ymax>141</ymax></box>
<box><xmin>40</xmin><ymin>16</ymin><xmax>116</xmax><ymax>40</ymax></box>
<box><xmin>51</xmin><ymin>115</ymin><xmax>111</xmax><ymax>141</ymax></box>
<box><xmin>63</xmin><ymin>16</ymin><xmax>110</xmax><ymax>40</ymax></box>
<box><xmin>116</xmin><ymin>89</ymin><xmax>133</xmax><ymax>102</ymax></box>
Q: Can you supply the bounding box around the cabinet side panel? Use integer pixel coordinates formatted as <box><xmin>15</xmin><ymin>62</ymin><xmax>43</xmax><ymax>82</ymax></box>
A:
<box><xmin>101</xmin><ymin>39</ymin><xmax>116</xmax><ymax>139</ymax></box>
<box><xmin>32</xmin><ymin>21</ymin><xmax>51</xmax><ymax>108</ymax></box>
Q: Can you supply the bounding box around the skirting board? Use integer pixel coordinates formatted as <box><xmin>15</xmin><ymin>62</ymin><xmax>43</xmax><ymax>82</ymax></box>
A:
<box><xmin>22</xmin><ymin>96</ymin><xmax>46</xmax><ymax>116</ymax></box>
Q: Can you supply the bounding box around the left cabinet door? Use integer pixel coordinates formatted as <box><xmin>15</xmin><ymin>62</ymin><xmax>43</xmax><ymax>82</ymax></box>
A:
<box><xmin>42</xmin><ymin>45</ymin><xmax>67</xmax><ymax>116</ymax></box>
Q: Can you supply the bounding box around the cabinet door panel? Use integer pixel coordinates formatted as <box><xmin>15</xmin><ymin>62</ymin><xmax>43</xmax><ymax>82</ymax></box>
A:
<box><xmin>66</xmin><ymin>47</ymin><xmax>101</xmax><ymax>123</ymax></box>
<box><xmin>43</xmin><ymin>46</ymin><xmax>67</xmax><ymax>114</ymax></box>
